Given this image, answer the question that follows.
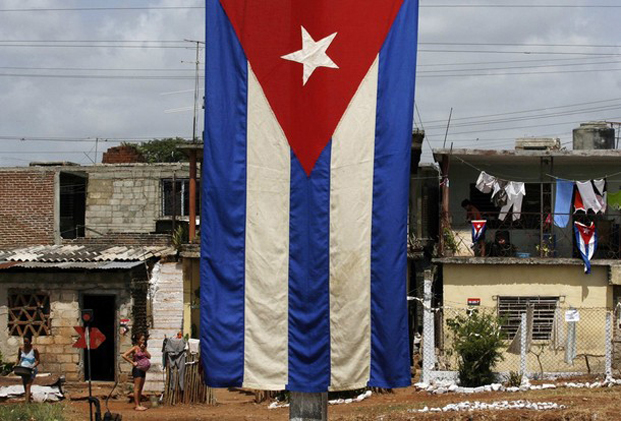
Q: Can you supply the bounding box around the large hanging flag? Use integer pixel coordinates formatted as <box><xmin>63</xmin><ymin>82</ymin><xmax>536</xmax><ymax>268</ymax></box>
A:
<box><xmin>574</xmin><ymin>221</ymin><xmax>597</xmax><ymax>274</ymax></box>
<box><xmin>201</xmin><ymin>0</ymin><xmax>419</xmax><ymax>392</ymax></box>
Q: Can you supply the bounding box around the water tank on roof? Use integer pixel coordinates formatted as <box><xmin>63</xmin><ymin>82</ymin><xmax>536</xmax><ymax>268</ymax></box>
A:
<box><xmin>573</xmin><ymin>122</ymin><xmax>615</xmax><ymax>150</ymax></box>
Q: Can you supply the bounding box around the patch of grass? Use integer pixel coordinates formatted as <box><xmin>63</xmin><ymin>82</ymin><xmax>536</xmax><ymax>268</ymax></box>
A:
<box><xmin>0</xmin><ymin>403</ymin><xmax>65</xmax><ymax>421</ymax></box>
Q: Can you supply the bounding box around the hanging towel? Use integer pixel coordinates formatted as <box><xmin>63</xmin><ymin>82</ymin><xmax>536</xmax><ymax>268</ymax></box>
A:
<box><xmin>553</xmin><ymin>179</ymin><xmax>574</xmax><ymax>228</ymax></box>
<box><xmin>508</xmin><ymin>305</ymin><xmax>534</xmax><ymax>355</ymax></box>
<box><xmin>593</xmin><ymin>179</ymin><xmax>607</xmax><ymax>213</ymax></box>
<box><xmin>476</xmin><ymin>171</ymin><xmax>496</xmax><ymax>194</ymax></box>
<box><xmin>498</xmin><ymin>182</ymin><xmax>526</xmax><ymax>221</ymax></box>
<box><xmin>576</xmin><ymin>181</ymin><xmax>603</xmax><ymax>214</ymax></box>
<box><xmin>550</xmin><ymin>305</ymin><xmax>566</xmax><ymax>352</ymax></box>
<box><xmin>608</xmin><ymin>190</ymin><xmax>621</xmax><ymax>211</ymax></box>
<box><xmin>564</xmin><ymin>320</ymin><xmax>577</xmax><ymax>365</ymax></box>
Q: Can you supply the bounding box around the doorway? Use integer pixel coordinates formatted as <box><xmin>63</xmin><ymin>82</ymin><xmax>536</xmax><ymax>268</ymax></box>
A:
<box><xmin>83</xmin><ymin>294</ymin><xmax>116</xmax><ymax>381</ymax></box>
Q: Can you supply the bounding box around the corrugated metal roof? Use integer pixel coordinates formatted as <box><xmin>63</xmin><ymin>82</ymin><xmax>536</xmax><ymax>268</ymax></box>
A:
<box><xmin>0</xmin><ymin>244</ymin><xmax>175</xmax><ymax>263</ymax></box>
<box><xmin>0</xmin><ymin>261</ymin><xmax>145</xmax><ymax>270</ymax></box>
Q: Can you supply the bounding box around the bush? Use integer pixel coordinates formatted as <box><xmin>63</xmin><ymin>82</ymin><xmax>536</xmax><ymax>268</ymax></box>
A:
<box><xmin>0</xmin><ymin>403</ymin><xmax>65</xmax><ymax>421</ymax></box>
<box><xmin>446</xmin><ymin>310</ymin><xmax>505</xmax><ymax>387</ymax></box>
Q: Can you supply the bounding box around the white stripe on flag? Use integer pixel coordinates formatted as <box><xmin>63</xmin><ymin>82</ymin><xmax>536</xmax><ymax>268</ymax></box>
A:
<box><xmin>243</xmin><ymin>65</ymin><xmax>290</xmax><ymax>390</ymax></box>
<box><xmin>329</xmin><ymin>56</ymin><xmax>379</xmax><ymax>391</ymax></box>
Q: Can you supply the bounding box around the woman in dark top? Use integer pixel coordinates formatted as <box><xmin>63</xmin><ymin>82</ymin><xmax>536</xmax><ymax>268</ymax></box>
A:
<box><xmin>122</xmin><ymin>333</ymin><xmax>151</xmax><ymax>411</ymax></box>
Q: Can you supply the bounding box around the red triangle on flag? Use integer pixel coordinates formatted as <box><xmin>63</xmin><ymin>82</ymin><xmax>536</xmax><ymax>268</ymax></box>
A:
<box><xmin>219</xmin><ymin>0</ymin><xmax>404</xmax><ymax>175</ymax></box>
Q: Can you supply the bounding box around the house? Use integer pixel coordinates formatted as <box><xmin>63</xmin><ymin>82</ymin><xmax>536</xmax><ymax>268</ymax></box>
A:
<box><xmin>0</xmin><ymin>155</ymin><xmax>194</xmax><ymax>389</ymax></box>
<box><xmin>431</xmin><ymin>122</ymin><xmax>621</xmax><ymax>374</ymax></box>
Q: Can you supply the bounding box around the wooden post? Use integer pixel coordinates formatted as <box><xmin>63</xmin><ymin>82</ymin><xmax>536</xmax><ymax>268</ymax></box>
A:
<box><xmin>289</xmin><ymin>392</ymin><xmax>327</xmax><ymax>421</ymax></box>
<box><xmin>189</xmin><ymin>149</ymin><xmax>197</xmax><ymax>243</ymax></box>
<box><xmin>438</xmin><ymin>154</ymin><xmax>450</xmax><ymax>256</ymax></box>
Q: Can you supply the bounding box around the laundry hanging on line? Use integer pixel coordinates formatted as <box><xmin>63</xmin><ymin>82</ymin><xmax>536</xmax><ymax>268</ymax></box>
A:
<box><xmin>574</xmin><ymin>221</ymin><xmax>597</xmax><ymax>274</ymax></box>
<box><xmin>553</xmin><ymin>179</ymin><xmax>574</xmax><ymax>228</ymax></box>
<box><xmin>475</xmin><ymin>172</ymin><xmax>525</xmax><ymax>221</ymax></box>
<box><xmin>574</xmin><ymin>179</ymin><xmax>607</xmax><ymax>214</ymax></box>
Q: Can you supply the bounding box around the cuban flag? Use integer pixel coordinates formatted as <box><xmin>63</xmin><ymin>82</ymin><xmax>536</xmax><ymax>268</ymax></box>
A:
<box><xmin>471</xmin><ymin>220</ymin><xmax>487</xmax><ymax>245</ymax></box>
<box><xmin>201</xmin><ymin>0</ymin><xmax>419</xmax><ymax>392</ymax></box>
<box><xmin>574</xmin><ymin>221</ymin><xmax>597</xmax><ymax>274</ymax></box>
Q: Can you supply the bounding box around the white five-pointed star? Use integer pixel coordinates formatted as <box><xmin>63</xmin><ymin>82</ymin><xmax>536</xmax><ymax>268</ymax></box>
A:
<box><xmin>281</xmin><ymin>26</ymin><xmax>339</xmax><ymax>86</ymax></box>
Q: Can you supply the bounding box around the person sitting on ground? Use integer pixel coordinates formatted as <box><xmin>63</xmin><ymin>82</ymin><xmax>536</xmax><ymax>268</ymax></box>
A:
<box><xmin>16</xmin><ymin>334</ymin><xmax>40</xmax><ymax>404</ymax></box>
<box><xmin>122</xmin><ymin>333</ymin><xmax>151</xmax><ymax>411</ymax></box>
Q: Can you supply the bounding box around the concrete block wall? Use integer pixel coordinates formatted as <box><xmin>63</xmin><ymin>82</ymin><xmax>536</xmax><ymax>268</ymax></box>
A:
<box><xmin>0</xmin><ymin>278</ymin><xmax>133</xmax><ymax>383</ymax></box>
<box><xmin>0</xmin><ymin>170</ymin><xmax>56</xmax><ymax>248</ymax></box>
<box><xmin>145</xmin><ymin>262</ymin><xmax>184</xmax><ymax>392</ymax></box>
<box><xmin>84</xmin><ymin>164</ymin><xmax>190</xmax><ymax>235</ymax></box>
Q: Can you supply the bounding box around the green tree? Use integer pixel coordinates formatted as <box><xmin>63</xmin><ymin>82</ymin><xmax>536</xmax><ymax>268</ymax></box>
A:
<box><xmin>446</xmin><ymin>310</ymin><xmax>505</xmax><ymax>387</ymax></box>
<box><xmin>135</xmin><ymin>137</ymin><xmax>190</xmax><ymax>163</ymax></box>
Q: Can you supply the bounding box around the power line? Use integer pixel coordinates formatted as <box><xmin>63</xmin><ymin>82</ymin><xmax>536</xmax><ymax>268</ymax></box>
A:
<box><xmin>0</xmin><ymin>66</ymin><xmax>194</xmax><ymax>72</ymax></box>
<box><xmin>0</xmin><ymin>73</ymin><xmax>200</xmax><ymax>80</ymax></box>
<box><xmin>420</xmin><ymin>49</ymin><xmax>621</xmax><ymax>56</ymax></box>
<box><xmin>418</xmin><ymin>66</ymin><xmax>621</xmax><ymax>77</ymax></box>
<box><xmin>418</xmin><ymin>59</ymin><xmax>621</xmax><ymax>73</ymax></box>
<box><xmin>422</xmin><ymin>103</ymin><xmax>621</xmax><ymax>130</ymax></box>
<box><xmin>2</xmin><ymin>5</ymin><xmax>621</xmax><ymax>12</ymax></box>
<box><xmin>418</xmin><ymin>55</ymin><xmax>616</xmax><ymax>67</ymax></box>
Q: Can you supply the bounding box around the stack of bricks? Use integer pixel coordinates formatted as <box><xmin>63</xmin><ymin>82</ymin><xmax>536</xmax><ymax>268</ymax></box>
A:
<box><xmin>63</xmin><ymin>232</ymin><xmax>172</xmax><ymax>247</ymax></box>
<box><xmin>101</xmin><ymin>145</ymin><xmax>145</xmax><ymax>164</ymax></box>
<box><xmin>0</xmin><ymin>170</ymin><xmax>56</xmax><ymax>249</ymax></box>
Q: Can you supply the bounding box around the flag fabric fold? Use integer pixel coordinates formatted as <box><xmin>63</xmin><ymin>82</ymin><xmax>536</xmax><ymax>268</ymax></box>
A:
<box><xmin>201</xmin><ymin>0</ymin><xmax>419</xmax><ymax>392</ymax></box>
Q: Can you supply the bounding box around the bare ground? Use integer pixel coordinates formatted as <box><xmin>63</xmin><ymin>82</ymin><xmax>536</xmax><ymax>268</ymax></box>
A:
<box><xmin>57</xmin><ymin>384</ymin><xmax>621</xmax><ymax>421</ymax></box>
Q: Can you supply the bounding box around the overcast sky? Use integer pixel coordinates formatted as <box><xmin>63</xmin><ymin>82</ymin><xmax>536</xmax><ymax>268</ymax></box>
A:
<box><xmin>1</xmin><ymin>1</ymin><xmax>621</xmax><ymax>166</ymax></box>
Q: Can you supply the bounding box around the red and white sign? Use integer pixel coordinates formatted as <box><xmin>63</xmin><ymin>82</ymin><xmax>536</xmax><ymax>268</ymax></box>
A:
<box><xmin>467</xmin><ymin>298</ymin><xmax>481</xmax><ymax>306</ymax></box>
<box><xmin>73</xmin><ymin>326</ymin><xmax>106</xmax><ymax>350</ymax></box>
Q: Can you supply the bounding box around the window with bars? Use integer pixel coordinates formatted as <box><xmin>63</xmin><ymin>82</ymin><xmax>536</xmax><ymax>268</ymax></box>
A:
<box><xmin>8</xmin><ymin>292</ymin><xmax>51</xmax><ymax>337</ymax></box>
<box><xmin>497</xmin><ymin>296</ymin><xmax>558</xmax><ymax>341</ymax></box>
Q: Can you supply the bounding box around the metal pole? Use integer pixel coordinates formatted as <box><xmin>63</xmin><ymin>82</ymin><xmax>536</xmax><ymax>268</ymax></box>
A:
<box><xmin>289</xmin><ymin>392</ymin><xmax>327</xmax><ymax>421</ymax></box>
<box><xmin>605</xmin><ymin>311</ymin><xmax>613</xmax><ymax>379</ymax></box>
<box><xmin>86</xmin><ymin>326</ymin><xmax>93</xmax><ymax>421</ymax></box>
<box><xmin>519</xmin><ymin>313</ymin><xmax>527</xmax><ymax>378</ymax></box>
<box><xmin>422</xmin><ymin>272</ymin><xmax>434</xmax><ymax>384</ymax></box>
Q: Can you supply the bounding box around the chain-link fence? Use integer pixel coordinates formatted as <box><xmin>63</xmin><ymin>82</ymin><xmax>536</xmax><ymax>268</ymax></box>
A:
<box><xmin>425</xmin><ymin>305</ymin><xmax>614</xmax><ymax>381</ymax></box>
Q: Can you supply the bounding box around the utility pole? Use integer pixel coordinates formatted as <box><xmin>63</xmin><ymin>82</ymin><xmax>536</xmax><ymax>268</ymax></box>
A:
<box><xmin>184</xmin><ymin>39</ymin><xmax>205</xmax><ymax>143</ymax></box>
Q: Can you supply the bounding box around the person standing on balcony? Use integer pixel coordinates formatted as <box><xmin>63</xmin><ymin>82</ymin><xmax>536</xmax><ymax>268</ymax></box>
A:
<box><xmin>461</xmin><ymin>199</ymin><xmax>486</xmax><ymax>256</ymax></box>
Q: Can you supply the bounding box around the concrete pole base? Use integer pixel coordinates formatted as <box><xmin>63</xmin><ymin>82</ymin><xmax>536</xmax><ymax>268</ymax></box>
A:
<box><xmin>289</xmin><ymin>392</ymin><xmax>328</xmax><ymax>421</ymax></box>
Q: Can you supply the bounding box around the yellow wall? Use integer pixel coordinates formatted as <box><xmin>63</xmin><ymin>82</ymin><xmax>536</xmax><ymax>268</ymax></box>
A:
<box><xmin>443</xmin><ymin>264</ymin><xmax>611</xmax><ymax>309</ymax></box>
<box><xmin>442</xmin><ymin>263</ymin><xmax>611</xmax><ymax>373</ymax></box>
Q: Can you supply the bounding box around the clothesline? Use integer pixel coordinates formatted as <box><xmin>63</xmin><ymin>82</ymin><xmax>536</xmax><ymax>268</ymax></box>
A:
<box><xmin>454</xmin><ymin>156</ymin><xmax>621</xmax><ymax>184</ymax></box>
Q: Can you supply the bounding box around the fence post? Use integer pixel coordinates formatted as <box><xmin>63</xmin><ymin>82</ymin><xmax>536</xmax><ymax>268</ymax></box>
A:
<box><xmin>606</xmin><ymin>311</ymin><xmax>613</xmax><ymax>379</ymax></box>
<box><xmin>422</xmin><ymin>270</ymin><xmax>435</xmax><ymax>384</ymax></box>
<box><xmin>520</xmin><ymin>313</ymin><xmax>527</xmax><ymax>379</ymax></box>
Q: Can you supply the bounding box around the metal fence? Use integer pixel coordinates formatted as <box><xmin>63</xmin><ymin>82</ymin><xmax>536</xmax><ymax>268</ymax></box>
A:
<box><xmin>420</xmin><ymin>300</ymin><xmax>615</xmax><ymax>383</ymax></box>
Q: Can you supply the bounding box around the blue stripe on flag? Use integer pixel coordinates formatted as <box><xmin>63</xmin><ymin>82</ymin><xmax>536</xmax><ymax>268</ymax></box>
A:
<box><xmin>201</xmin><ymin>0</ymin><xmax>248</xmax><ymax>387</ymax></box>
<box><xmin>287</xmin><ymin>146</ymin><xmax>332</xmax><ymax>393</ymax></box>
<box><xmin>370</xmin><ymin>0</ymin><xmax>418</xmax><ymax>388</ymax></box>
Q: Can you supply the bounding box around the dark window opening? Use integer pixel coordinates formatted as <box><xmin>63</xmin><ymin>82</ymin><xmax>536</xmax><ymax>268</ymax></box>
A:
<box><xmin>8</xmin><ymin>292</ymin><xmax>51</xmax><ymax>337</ymax></box>
<box><xmin>161</xmin><ymin>179</ymin><xmax>200</xmax><ymax>217</ymax></box>
<box><xmin>60</xmin><ymin>172</ymin><xmax>87</xmax><ymax>239</ymax></box>
<box><xmin>497</xmin><ymin>296</ymin><xmax>559</xmax><ymax>341</ymax></box>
